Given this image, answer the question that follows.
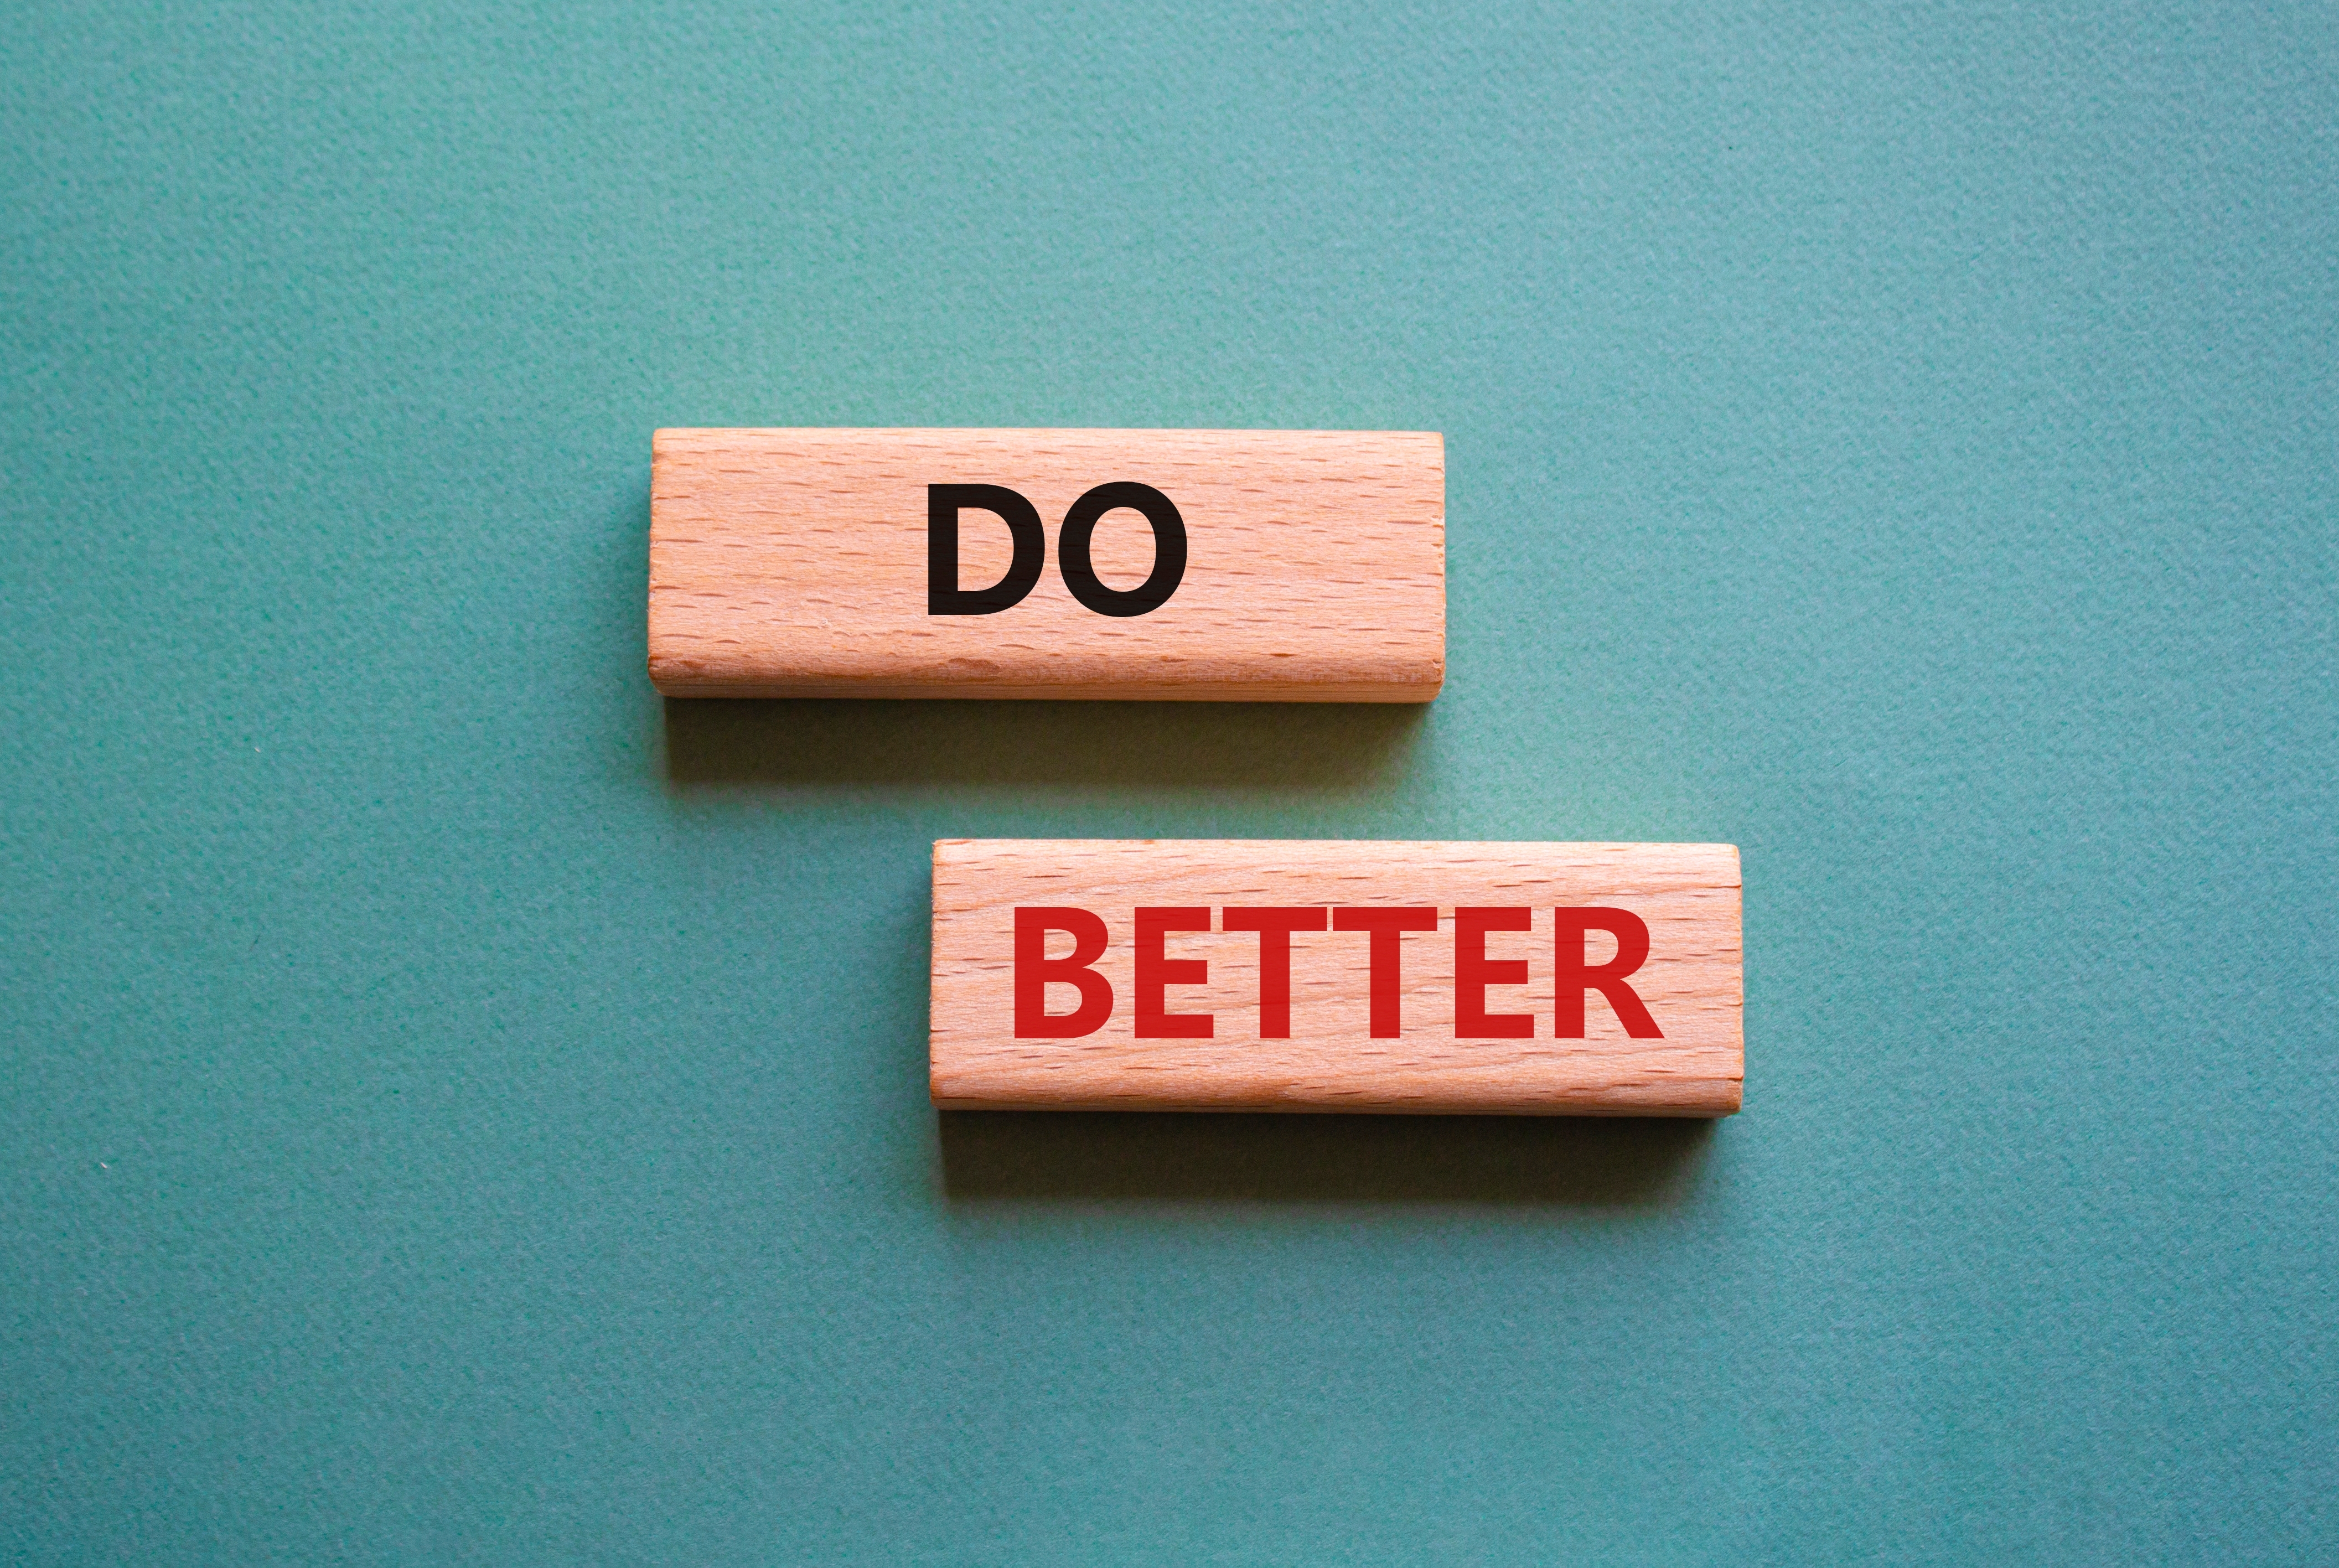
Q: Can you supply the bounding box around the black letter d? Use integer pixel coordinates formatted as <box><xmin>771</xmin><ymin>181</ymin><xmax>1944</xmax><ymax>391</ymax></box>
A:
<box><xmin>928</xmin><ymin>484</ymin><xmax>1045</xmax><ymax>614</ymax></box>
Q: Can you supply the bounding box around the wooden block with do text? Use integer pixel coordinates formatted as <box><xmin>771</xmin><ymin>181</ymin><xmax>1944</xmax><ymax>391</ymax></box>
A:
<box><xmin>649</xmin><ymin>428</ymin><xmax>1443</xmax><ymax>700</ymax></box>
<box><xmin>931</xmin><ymin>840</ymin><xmax>1743</xmax><ymax>1115</ymax></box>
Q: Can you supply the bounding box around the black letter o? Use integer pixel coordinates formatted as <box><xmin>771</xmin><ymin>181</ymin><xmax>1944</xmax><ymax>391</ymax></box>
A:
<box><xmin>1054</xmin><ymin>482</ymin><xmax>1187</xmax><ymax>618</ymax></box>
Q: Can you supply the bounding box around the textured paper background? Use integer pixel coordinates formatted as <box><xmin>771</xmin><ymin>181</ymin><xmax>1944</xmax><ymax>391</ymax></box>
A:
<box><xmin>3</xmin><ymin>2</ymin><xmax>2333</xmax><ymax>1562</ymax></box>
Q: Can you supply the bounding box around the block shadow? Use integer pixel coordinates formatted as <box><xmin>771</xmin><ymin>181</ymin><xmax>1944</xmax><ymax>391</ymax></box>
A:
<box><xmin>662</xmin><ymin>697</ymin><xmax>1426</xmax><ymax>791</ymax></box>
<box><xmin>939</xmin><ymin>1110</ymin><xmax>1715</xmax><ymax>1205</ymax></box>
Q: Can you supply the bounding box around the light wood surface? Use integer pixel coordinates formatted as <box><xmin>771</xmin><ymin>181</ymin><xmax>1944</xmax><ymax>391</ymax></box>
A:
<box><xmin>649</xmin><ymin>428</ymin><xmax>1444</xmax><ymax>700</ymax></box>
<box><xmin>931</xmin><ymin>840</ymin><xmax>1743</xmax><ymax>1115</ymax></box>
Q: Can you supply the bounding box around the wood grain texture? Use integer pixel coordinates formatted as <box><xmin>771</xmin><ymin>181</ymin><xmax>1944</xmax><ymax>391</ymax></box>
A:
<box><xmin>932</xmin><ymin>840</ymin><xmax>1743</xmax><ymax>1115</ymax></box>
<box><xmin>649</xmin><ymin>428</ymin><xmax>1444</xmax><ymax>700</ymax></box>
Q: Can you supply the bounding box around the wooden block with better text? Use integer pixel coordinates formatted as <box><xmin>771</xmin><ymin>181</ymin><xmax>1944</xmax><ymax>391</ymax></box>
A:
<box><xmin>649</xmin><ymin>428</ymin><xmax>1443</xmax><ymax>700</ymax></box>
<box><xmin>930</xmin><ymin>840</ymin><xmax>1743</xmax><ymax>1115</ymax></box>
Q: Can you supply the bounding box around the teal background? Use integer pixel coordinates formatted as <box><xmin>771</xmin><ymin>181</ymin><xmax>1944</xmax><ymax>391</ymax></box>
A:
<box><xmin>4</xmin><ymin>1</ymin><xmax>2335</xmax><ymax>1561</ymax></box>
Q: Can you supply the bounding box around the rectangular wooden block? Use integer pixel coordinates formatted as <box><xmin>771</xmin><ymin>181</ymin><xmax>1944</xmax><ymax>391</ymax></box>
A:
<box><xmin>931</xmin><ymin>840</ymin><xmax>1743</xmax><ymax>1115</ymax></box>
<box><xmin>649</xmin><ymin>428</ymin><xmax>1443</xmax><ymax>700</ymax></box>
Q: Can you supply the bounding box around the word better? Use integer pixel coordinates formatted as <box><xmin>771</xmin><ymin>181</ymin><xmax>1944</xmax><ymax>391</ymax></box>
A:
<box><xmin>1013</xmin><ymin>905</ymin><xmax>1664</xmax><ymax>1041</ymax></box>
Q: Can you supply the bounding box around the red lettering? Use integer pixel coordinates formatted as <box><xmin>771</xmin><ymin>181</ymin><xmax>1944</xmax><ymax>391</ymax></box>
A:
<box><xmin>1220</xmin><ymin>907</ymin><xmax>1328</xmax><ymax>1038</ymax></box>
<box><xmin>1134</xmin><ymin>907</ymin><xmax>1213</xmax><ymax>1038</ymax></box>
<box><xmin>1553</xmin><ymin>907</ymin><xmax>1662</xmax><ymax>1038</ymax></box>
<box><xmin>1454</xmin><ymin>907</ymin><xmax>1534</xmax><ymax>1037</ymax></box>
<box><xmin>1013</xmin><ymin>907</ymin><xmax>1113</xmax><ymax>1038</ymax></box>
<box><xmin>1332</xmin><ymin>907</ymin><xmax>1440</xmax><ymax>1037</ymax></box>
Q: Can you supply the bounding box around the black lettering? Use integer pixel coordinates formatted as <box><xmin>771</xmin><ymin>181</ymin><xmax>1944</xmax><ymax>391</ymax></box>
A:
<box><xmin>928</xmin><ymin>484</ymin><xmax>1046</xmax><ymax>614</ymax></box>
<box><xmin>1054</xmin><ymin>482</ymin><xmax>1187</xmax><ymax>618</ymax></box>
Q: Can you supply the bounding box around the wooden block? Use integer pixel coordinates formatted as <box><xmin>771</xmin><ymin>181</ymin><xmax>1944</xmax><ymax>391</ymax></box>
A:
<box><xmin>930</xmin><ymin>840</ymin><xmax>1743</xmax><ymax>1115</ymax></box>
<box><xmin>649</xmin><ymin>428</ymin><xmax>1443</xmax><ymax>700</ymax></box>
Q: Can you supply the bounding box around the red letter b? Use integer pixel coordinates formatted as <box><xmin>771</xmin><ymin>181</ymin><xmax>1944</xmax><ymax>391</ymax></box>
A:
<box><xmin>1014</xmin><ymin>908</ymin><xmax>1114</xmax><ymax>1038</ymax></box>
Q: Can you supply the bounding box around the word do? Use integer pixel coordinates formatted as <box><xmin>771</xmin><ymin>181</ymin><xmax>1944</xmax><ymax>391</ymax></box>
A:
<box><xmin>1013</xmin><ymin>905</ymin><xmax>1664</xmax><ymax>1041</ymax></box>
<box><xmin>929</xmin><ymin>482</ymin><xmax>1188</xmax><ymax>618</ymax></box>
